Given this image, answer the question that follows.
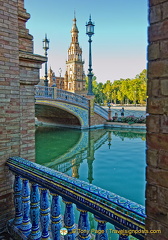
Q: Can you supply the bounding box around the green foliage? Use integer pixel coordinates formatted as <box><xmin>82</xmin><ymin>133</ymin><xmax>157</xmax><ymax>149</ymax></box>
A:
<box><xmin>85</xmin><ymin>69</ymin><xmax>147</xmax><ymax>105</ymax></box>
<box><xmin>108</xmin><ymin>115</ymin><xmax>146</xmax><ymax>124</ymax></box>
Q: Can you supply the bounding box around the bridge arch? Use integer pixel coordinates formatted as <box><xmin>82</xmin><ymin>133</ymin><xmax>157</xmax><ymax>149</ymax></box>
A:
<box><xmin>35</xmin><ymin>99</ymin><xmax>89</xmax><ymax>128</ymax></box>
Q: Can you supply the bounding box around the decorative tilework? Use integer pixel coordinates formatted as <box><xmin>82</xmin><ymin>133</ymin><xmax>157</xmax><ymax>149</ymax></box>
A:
<box><xmin>7</xmin><ymin>156</ymin><xmax>146</xmax><ymax>240</ymax></box>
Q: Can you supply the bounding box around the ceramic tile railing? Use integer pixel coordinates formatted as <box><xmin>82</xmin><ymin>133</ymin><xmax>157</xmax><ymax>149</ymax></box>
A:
<box><xmin>35</xmin><ymin>85</ymin><xmax>54</xmax><ymax>99</ymax></box>
<box><xmin>6</xmin><ymin>157</ymin><xmax>146</xmax><ymax>240</ymax></box>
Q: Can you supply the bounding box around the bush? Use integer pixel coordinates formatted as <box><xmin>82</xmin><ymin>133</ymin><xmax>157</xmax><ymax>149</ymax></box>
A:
<box><xmin>108</xmin><ymin>115</ymin><xmax>146</xmax><ymax>124</ymax></box>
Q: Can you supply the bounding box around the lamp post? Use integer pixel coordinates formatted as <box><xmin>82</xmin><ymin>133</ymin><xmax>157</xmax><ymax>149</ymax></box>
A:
<box><xmin>107</xmin><ymin>102</ymin><xmax>112</xmax><ymax>121</ymax></box>
<box><xmin>58</xmin><ymin>68</ymin><xmax>62</xmax><ymax>78</ymax></box>
<box><xmin>43</xmin><ymin>34</ymin><xmax>49</xmax><ymax>87</ymax></box>
<box><xmin>86</xmin><ymin>15</ymin><xmax>95</xmax><ymax>96</ymax></box>
<box><xmin>58</xmin><ymin>68</ymin><xmax>63</xmax><ymax>89</ymax></box>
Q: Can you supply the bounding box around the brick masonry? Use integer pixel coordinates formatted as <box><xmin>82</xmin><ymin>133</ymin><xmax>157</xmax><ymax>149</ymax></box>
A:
<box><xmin>0</xmin><ymin>0</ymin><xmax>168</xmax><ymax>237</ymax></box>
<box><xmin>146</xmin><ymin>0</ymin><xmax>168</xmax><ymax>239</ymax></box>
<box><xmin>0</xmin><ymin>0</ymin><xmax>46</xmax><ymax>233</ymax></box>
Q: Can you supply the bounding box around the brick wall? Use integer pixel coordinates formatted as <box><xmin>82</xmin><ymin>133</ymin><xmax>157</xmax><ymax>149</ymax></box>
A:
<box><xmin>146</xmin><ymin>0</ymin><xmax>168</xmax><ymax>239</ymax></box>
<box><xmin>0</xmin><ymin>0</ymin><xmax>46</xmax><ymax>232</ymax></box>
<box><xmin>90</xmin><ymin>113</ymin><xmax>107</xmax><ymax>127</ymax></box>
<box><xmin>0</xmin><ymin>0</ymin><xmax>20</xmax><ymax>232</ymax></box>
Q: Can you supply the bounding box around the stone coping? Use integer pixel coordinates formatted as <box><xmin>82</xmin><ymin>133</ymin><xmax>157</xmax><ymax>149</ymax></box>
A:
<box><xmin>35</xmin><ymin>119</ymin><xmax>146</xmax><ymax>130</ymax></box>
<box><xmin>105</xmin><ymin>122</ymin><xmax>146</xmax><ymax>130</ymax></box>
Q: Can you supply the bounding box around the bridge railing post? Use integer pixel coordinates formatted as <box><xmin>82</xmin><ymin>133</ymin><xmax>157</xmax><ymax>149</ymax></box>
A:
<box><xmin>87</xmin><ymin>96</ymin><xmax>94</xmax><ymax>127</ymax></box>
<box><xmin>53</xmin><ymin>87</ymin><xmax>57</xmax><ymax>99</ymax></box>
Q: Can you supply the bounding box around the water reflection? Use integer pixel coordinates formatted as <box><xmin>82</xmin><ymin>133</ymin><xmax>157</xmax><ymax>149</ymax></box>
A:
<box><xmin>35</xmin><ymin>127</ymin><xmax>146</xmax><ymax>205</ymax></box>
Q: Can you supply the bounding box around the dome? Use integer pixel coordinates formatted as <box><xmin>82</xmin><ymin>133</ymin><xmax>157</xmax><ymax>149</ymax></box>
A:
<box><xmin>71</xmin><ymin>18</ymin><xmax>79</xmax><ymax>33</ymax></box>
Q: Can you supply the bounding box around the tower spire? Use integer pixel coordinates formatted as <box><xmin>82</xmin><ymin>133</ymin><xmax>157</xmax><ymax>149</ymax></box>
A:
<box><xmin>65</xmin><ymin>14</ymin><xmax>86</xmax><ymax>94</ymax></box>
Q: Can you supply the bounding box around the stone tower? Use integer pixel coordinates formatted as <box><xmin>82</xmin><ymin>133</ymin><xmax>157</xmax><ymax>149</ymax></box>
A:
<box><xmin>64</xmin><ymin>15</ymin><xmax>86</xmax><ymax>94</ymax></box>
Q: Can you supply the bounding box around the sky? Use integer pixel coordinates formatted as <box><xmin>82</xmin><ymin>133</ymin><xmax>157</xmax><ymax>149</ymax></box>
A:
<box><xmin>24</xmin><ymin>0</ymin><xmax>148</xmax><ymax>83</ymax></box>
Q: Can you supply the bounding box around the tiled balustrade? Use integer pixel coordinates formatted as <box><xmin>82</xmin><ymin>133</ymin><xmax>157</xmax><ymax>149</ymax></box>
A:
<box><xmin>6</xmin><ymin>157</ymin><xmax>146</xmax><ymax>240</ymax></box>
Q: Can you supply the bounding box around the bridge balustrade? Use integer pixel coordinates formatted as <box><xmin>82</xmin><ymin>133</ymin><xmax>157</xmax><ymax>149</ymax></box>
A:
<box><xmin>6</xmin><ymin>157</ymin><xmax>145</xmax><ymax>240</ymax></box>
<box><xmin>94</xmin><ymin>103</ymin><xmax>109</xmax><ymax>120</ymax></box>
<box><xmin>56</xmin><ymin>89</ymin><xmax>89</xmax><ymax>108</ymax></box>
<box><xmin>35</xmin><ymin>86</ymin><xmax>109</xmax><ymax>122</ymax></box>
<box><xmin>35</xmin><ymin>85</ymin><xmax>54</xmax><ymax>99</ymax></box>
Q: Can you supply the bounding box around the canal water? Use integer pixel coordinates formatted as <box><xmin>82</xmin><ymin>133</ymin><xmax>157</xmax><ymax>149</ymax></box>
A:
<box><xmin>35</xmin><ymin>126</ymin><xmax>146</xmax><ymax>206</ymax></box>
<box><xmin>35</xmin><ymin>126</ymin><xmax>146</xmax><ymax>239</ymax></box>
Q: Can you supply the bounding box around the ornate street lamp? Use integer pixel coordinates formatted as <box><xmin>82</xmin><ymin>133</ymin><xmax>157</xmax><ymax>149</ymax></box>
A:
<box><xmin>107</xmin><ymin>102</ymin><xmax>112</xmax><ymax>121</ymax></box>
<box><xmin>58</xmin><ymin>67</ymin><xmax>63</xmax><ymax>89</ymax></box>
<box><xmin>86</xmin><ymin>15</ymin><xmax>95</xmax><ymax>95</ymax></box>
<box><xmin>58</xmin><ymin>68</ymin><xmax>62</xmax><ymax>78</ymax></box>
<box><xmin>43</xmin><ymin>34</ymin><xmax>49</xmax><ymax>87</ymax></box>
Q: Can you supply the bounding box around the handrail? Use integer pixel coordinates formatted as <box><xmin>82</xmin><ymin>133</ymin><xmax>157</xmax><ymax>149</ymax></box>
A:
<box><xmin>7</xmin><ymin>156</ymin><xmax>145</xmax><ymax>240</ymax></box>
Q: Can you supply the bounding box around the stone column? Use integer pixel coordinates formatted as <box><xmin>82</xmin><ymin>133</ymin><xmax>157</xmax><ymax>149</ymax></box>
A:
<box><xmin>18</xmin><ymin>0</ymin><xmax>46</xmax><ymax>161</ymax></box>
<box><xmin>87</xmin><ymin>96</ymin><xmax>95</xmax><ymax>127</ymax></box>
<box><xmin>146</xmin><ymin>0</ymin><xmax>168</xmax><ymax>239</ymax></box>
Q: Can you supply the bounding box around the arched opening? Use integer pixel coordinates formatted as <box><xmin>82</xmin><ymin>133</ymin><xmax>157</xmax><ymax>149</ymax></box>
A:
<box><xmin>35</xmin><ymin>104</ymin><xmax>81</xmax><ymax>128</ymax></box>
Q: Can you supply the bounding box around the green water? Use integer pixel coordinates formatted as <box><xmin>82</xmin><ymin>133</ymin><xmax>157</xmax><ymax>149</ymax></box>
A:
<box><xmin>35</xmin><ymin>126</ymin><xmax>146</xmax><ymax>206</ymax></box>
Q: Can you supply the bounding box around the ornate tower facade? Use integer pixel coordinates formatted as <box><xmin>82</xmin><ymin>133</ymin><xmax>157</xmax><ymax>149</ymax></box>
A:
<box><xmin>64</xmin><ymin>16</ymin><xmax>86</xmax><ymax>94</ymax></box>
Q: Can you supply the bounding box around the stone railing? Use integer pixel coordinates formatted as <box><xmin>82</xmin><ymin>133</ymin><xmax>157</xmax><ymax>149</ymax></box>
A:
<box><xmin>94</xmin><ymin>103</ymin><xmax>109</xmax><ymax>120</ymax></box>
<box><xmin>6</xmin><ymin>157</ymin><xmax>145</xmax><ymax>240</ymax></box>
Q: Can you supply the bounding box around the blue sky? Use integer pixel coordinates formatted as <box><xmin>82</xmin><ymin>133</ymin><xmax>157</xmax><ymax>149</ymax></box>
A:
<box><xmin>25</xmin><ymin>0</ymin><xmax>148</xmax><ymax>83</ymax></box>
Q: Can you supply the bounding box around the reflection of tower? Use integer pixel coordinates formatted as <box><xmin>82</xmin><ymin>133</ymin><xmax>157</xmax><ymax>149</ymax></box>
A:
<box><xmin>64</xmin><ymin>14</ymin><xmax>86</xmax><ymax>94</ymax></box>
<box><xmin>71</xmin><ymin>159</ymin><xmax>80</xmax><ymax>178</ymax></box>
<box><xmin>108</xmin><ymin>131</ymin><xmax>112</xmax><ymax>149</ymax></box>
<box><xmin>87</xmin><ymin>131</ymin><xmax>95</xmax><ymax>184</ymax></box>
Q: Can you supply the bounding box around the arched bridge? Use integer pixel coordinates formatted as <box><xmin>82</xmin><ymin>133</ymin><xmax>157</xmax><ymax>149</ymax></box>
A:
<box><xmin>35</xmin><ymin>86</ymin><xmax>108</xmax><ymax>129</ymax></box>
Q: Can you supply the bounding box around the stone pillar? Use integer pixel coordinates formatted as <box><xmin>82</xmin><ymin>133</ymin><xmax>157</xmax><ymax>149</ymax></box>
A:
<box><xmin>18</xmin><ymin>0</ymin><xmax>46</xmax><ymax>161</ymax></box>
<box><xmin>146</xmin><ymin>0</ymin><xmax>168</xmax><ymax>239</ymax></box>
<box><xmin>87</xmin><ymin>96</ymin><xmax>95</xmax><ymax>127</ymax></box>
<box><xmin>0</xmin><ymin>0</ymin><xmax>46</xmax><ymax>232</ymax></box>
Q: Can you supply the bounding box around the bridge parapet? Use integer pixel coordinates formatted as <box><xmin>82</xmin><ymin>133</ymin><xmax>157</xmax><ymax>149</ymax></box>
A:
<box><xmin>57</xmin><ymin>88</ymin><xmax>89</xmax><ymax>108</ymax></box>
<box><xmin>35</xmin><ymin>85</ymin><xmax>54</xmax><ymax>99</ymax></box>
<box><xmin>94</xmin><ymin>103</ymin><xmax>109</xmax><ymax>120</ymax></box>
<box><xmin>6</xmin><ymin>156</ymin><xmax>145</xmax><ymax>240</ymax></box>
<box><xmin>35</xmin><ymin>85</ymin><xmax>89</xmax><ymax>109</ymax></box>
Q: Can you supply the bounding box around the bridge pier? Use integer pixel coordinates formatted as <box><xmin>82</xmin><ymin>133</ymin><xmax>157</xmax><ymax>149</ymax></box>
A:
<box><xmin>87</xmin><ymin>96</ymin><xmax>107</xmax><ymax>128</ymax></box>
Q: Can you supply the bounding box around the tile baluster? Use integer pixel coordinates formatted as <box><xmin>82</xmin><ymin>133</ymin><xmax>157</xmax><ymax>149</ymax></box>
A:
<box><xmin>115</xmin><ymin>227</ymin><xmax>129</xmax><ymax>240</ymax></box>
<box><xmin>40</xmin><ymin>188</ymin><xmax>50</xmax><ymax>240</ymax></box>
<box><xmin>77</xmin><ymin>206</ymin><xmax>90</xmax><ymax>240</ymax></box>
<box><xmin>13</xmin><ymin>175</ymin><xmax>23</xmax><ymax>226</ymax></box>
<box><xmin>20</xmin><ymin>179</ymin><xmax>32</xmax><ymax>236</ymax></box>
<box><xmin>63</xmin><ymin>198</ymin><xmax>76</xmax><ymax>240</ymax></box>
<box><xmin>50</xmin><ymin>193</ymin><xmax>62</xmax><ymax>240</ymax></box>
<box><xmin>28</xmin><ymin>183</ymin><xmax>41</xmax><ymax>240</ymax></box>
<box><xmin>94</xmin><ymin>216</ymin><xmax>108</xmax><ymax>240</ymax></box>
